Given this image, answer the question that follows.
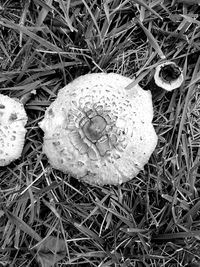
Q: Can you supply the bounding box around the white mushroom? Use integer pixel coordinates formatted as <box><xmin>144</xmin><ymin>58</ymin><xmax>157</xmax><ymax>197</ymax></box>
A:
<box><xmin>154</xmin><ymin>61</ymin><xmax>184</xmax><ymax>91</ymax></box>
<box><xmin>39</xmin><ymin>73</ymin><xmax>158</xmax><ymax>185</ymax></box>
<box><xmin>0</xmin><ymin>94</ymin><xmax>27</xmax><ymax>166</ymax></box>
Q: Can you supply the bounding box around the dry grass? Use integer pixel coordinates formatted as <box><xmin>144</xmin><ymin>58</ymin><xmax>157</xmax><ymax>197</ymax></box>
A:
<box><xmin>0</xmin><ymin>0</ymin><xmax>200</xmax><ymax>266</ymax></box>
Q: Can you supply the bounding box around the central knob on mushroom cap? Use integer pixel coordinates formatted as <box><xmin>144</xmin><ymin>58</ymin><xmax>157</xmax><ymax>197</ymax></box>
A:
<box><xmin>83</xmin><ymin>115</ymin><xmax>107</xmax><ymax>142</ymax></box>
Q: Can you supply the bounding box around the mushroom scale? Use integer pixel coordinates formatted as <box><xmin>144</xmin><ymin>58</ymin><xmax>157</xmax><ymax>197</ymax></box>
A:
<box><xmin>39</xmin><ymin>73</ymin><xmax>158</xmax><ymax>185</ymax></box>
<box><xmin>0</xmin><ymin>94</ymin><xmax>27</xmax><ymax>166</ymax></box>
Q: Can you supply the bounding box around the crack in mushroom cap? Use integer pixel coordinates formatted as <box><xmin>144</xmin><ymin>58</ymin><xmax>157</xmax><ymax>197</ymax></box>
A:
<box><xmin>39</xmin><ymin>73</ymin><xmax>158</xmax><ymax>185</ymax></box>
<box><xmin>0</xmin><ymin>94</ymin><xmax>27</xmax><ymax>166</ymax></box>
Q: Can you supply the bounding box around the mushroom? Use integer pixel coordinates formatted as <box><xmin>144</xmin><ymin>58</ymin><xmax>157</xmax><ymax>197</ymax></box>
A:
<box><xmin>143</xmin><ymin>61</ymin><xmax>184</xmax><ymax>101</ymax></box>
<box><xmin>39</xmin><ymin>73</ymin><xmax>158</xmax><ymax>185</ymax></box>
<box><xmin>0</xmin><ymin>94</ymin><xmax>27</xmax><ymax>166</ymax></box>
<box><xmin>154</xmin><ymin>61</ymin><xmax>184</xmax><ymax>92</ymax></box>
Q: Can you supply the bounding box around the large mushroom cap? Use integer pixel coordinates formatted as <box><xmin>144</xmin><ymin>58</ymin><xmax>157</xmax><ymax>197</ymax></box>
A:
<box><xmin>0</xmin><ymin>94</ymin><xmax>27</xmax><ymax>166</ymax></box>
<box><xmin>39</xmin><ymin>73</ymin><xmax>158</xmax><ymax>185</ymax></box>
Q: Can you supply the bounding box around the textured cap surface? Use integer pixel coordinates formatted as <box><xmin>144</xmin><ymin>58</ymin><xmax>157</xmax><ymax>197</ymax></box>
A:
<box><xmin>0</xmin><ymin>94</ymin><xmax>27</xmax><ymax>166</ymax></box>
<box><xmin>40</xmin><ymin>73</ymin><xmax>158</xmax><ymax>185</ymax></box>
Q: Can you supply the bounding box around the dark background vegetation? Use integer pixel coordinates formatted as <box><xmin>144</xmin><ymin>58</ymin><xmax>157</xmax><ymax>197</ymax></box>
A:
<box><xmin>0</xmin><ymin>0</ymin><xmax>200</xmax><ymax>266</ymax></box>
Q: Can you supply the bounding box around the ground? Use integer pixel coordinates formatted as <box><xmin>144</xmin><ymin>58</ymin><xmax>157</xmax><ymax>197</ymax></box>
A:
<box><xmin>0</xmin><ymin>0</ymin><xmax>200</xmax><ymax>266</ymax></box>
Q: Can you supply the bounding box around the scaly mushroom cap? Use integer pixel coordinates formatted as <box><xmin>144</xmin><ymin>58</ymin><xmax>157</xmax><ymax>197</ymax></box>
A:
<box><xmin>40</xmin><ymin>73</ymin><xmax>158</xmax><ymax>185</ymax></box>
<box><xmin>154</xmin><ymin>61</ymin><xmax>184</xmax><ymax>91</ymax></box>
<box><xmin>0</xmin><ymin>94</ymin><xmax>27</xmax><ymax>166</ymax></box>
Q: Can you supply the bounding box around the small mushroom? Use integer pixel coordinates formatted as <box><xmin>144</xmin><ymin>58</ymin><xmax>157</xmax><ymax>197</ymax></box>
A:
<box><xmin>154</xmin><ymin>61</ymin><xmax>184</xmax><ymax>92</ymax></box>
<box><xmin>0</xmin><ymin>94</ymin><xmax>27</xmax><ymax>166</ymax></box>
<box><xmin>144</xmin><ymin>61</ymin><xmax>184</xmax><ymax>100</ymax></box>
<box><xmin>39</xmin><ymin>73</ymin><xmax>158</xmax><ymax>185</ymax></box>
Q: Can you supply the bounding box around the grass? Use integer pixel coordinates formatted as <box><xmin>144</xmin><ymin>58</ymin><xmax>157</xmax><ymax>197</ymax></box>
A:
<box><xmin>0</xmin><ymin>0</ymin><xmax>200</xmax><ymax>266</ymax></box>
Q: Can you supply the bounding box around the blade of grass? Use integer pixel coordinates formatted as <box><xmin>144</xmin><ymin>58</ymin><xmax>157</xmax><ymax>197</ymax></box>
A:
<box><xmin>178</xmin><ymin>199</ymin><xmax>200</xmax><ymax>224</ymax></box>
<box><xmin>125</xmin><ymin>69</ymin><xmax>151</xmax><ymax>90</ymax></box>
<box><xmin>136</xmin><ymin>19</ymin><xmax>166</xmax><ymax>59</ymax></box>
<box><xmin>81</xmin><ymin>0</ymin><xmax>103</xmax><ymax>45</ymax></box>
<box><xmin>0</xmin><ymin>80</ymin><xmax>41</xmax><ymax>92</ymax></box>
<box><xmin>0</xmin><ymin>18</ymin><xmax>63</xmax><ymax>52</ymax></box>
<box><xmin>73</xmin><ymin>222</ymin><xmax>105</xmax><ymax>245</ymax></box>
<box><xmin>103</xmin><ymin>1</ymin><xmax>110</xmax><ymax>23</ymax></box>
<box><xmin>110</xmin><ymin>0</ymin><xmax>162</xmax><ymax>20</ymax></box>
<box><xmin>19</xmin><ymin>0</ymin><xmax>31</xmax><ymax>47</ymax></box>
<box><xmin>176</xmin><ymin>55</ymin><xmax>200</xmax><ymax>150</ymax></box>
<box><xmin>95</xmin><ymin>202</ymin><xmax>133</xmax><ymax>228</ymax></box>
<box><xmin>133</xmin><ymin>0</ymin><xmax>163</xmax><ymax>20</ymax></box>
<box><xmin>0</xmin><ymin>40</ymin><xmax>12</xmax><ymax>62</ymax></box>
<box><xmin>56</xmin><ymin>0</ymin><xmax>77</xmax><ymax>32</ymax></box>
<box><xmin>3</xmin><ymin>208</ymin><xmax>42</xmax><ymax>242</ymax></box>
<box><xmin>153</xmin><ymin>229</ymin><xmax>200</xmax><ymax>240</ymax></box>
<box><xmin>181</xmin><ymin>14</ymin><xmax>200</xmax><ymax>27</ymax></box>
<box><xmin>33</xmin><ymin>0</ymin><xmax>53</xmax><ymax>10</ymax></box>
<box><xmin>36</xmin><ymin>0</ymin><xmax>53</xmax><ymax>27</ymax></box>
<box><xmin>79</xmin><ymin>194</ymin><xmax>110</xmax><ymax>226</ymax></box>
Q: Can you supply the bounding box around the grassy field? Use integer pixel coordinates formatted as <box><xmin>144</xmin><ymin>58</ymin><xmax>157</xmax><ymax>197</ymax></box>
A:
<box><xmin>0</xmin><ymin>0</ymin><xmax>200</xmax><ymax>266</ymax></box>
